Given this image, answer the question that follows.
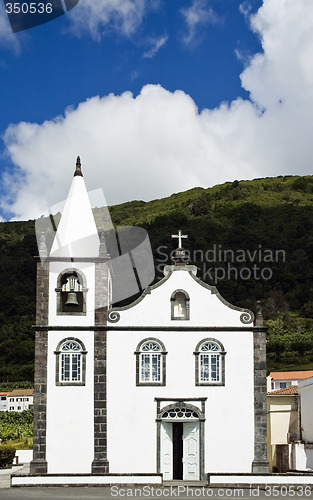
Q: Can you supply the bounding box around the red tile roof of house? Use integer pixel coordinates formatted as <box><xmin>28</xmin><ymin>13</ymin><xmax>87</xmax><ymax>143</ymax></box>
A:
<box><xmin>0</xmin><ymin>392</ymin><xmax>10</xmax><ymax>396</ymax></box>
<box><xmin>269</xmin><ymin>371</ymin><xmax>313</xmax><ymax>380</ymax></box>
<box><xmin>268</xmin><ymin>385</ymin><xmax>298</xmax><ymax>395</ymax></box>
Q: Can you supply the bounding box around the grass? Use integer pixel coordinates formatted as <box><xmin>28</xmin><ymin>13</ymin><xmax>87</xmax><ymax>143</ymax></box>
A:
<box><xmin>1</xmin><ymin>437</ymin><xmax>33</xmax><ymax>449</ymax></box>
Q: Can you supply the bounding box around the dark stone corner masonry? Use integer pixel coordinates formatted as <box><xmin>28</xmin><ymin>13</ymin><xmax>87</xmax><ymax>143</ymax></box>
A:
<box><xmin>252</xmin><ymin>327</ymin><xmax>269</xmax><ymax>473</ymax></box>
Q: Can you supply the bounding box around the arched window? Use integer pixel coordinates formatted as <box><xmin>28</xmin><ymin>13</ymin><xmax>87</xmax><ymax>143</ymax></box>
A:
<box><xmin>55</xmin><ymin>269</ymin><xmax>88</xmax><ymax>315</ymax></box>
<box><xmin>194</xmin><ymin>339</ymin><xmax>226</xmax><ymax>386</ymax></box>
<box><xmin>135</xmin><ymin>339</ymin><xmax>167</xmax><ymax>386</ymax></box>
<box><xmin>55</xmin><ymin>338</ymin><xmax>87</xmax><ymax>386</ymax></box>
<box><xmin>160</xmin><ymin>404</ymin><xmax>201</xmax><ymax>420</ymax></box>
<box><xmin>171</xmin><ymin>290</ymin><xmax>190</xmax><ymax>320</ymax></box>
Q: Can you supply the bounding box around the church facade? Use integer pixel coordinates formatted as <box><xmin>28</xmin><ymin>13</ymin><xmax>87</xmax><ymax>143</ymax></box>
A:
<box><xmin>30</xmin><ymin>159</ymin><xmax>269</xmax><ymax>480</ymax></box>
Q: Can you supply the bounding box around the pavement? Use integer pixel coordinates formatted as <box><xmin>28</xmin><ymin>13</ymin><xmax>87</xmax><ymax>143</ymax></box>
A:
<box><xmin>0</xmin><ymin>463</ymin><xmax>30</xmax><ymax>488</ymax></box>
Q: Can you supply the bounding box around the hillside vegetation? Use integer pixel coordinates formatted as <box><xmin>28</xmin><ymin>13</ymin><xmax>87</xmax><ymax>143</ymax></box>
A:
<box><xmin>1</xmin><ymin>174</ymin><xmax>313</xmax><ymax>382</ymax></box>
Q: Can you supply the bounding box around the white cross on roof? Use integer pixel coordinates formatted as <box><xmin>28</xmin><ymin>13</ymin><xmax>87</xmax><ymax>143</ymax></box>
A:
<box><xmin>171</xmin><ymin>230</ymin><xmax>188</xmax><ymax>249</ymax></box>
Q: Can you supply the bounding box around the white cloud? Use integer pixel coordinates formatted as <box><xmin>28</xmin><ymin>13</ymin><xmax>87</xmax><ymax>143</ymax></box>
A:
<box><xmin>242</xmin><ymin>0</ymin><xmax>313</xmax><ymax>109</ymax></box>
<box><xmin>2</xmin><ymin>0</ymin><xmax>313</xmax><ymax>221</ymax></box>
<box><xmin>68</xmin><ymin>0</ymin><xmax>147</xmax><ymax>40</ymax></box>
<box><xmin>143</xmin><ymin>34</ymin><xmax>168</xmax><ymax>58</ymax></box>
<box><xmin>181</xmin><ymin>0</ymin><xmax>220</xmax><ymax>44</ymax></box>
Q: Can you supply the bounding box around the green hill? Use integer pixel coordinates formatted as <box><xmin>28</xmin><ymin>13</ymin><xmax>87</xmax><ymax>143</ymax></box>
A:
<box><xmin>1</xmin><ymin>174</ymin><xmax>313</xmax><ymax>382</ymax></box>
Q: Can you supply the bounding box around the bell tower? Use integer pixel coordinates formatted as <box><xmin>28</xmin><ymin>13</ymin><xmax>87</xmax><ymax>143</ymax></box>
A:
<box><xmin>30</xmin><ymin>157</ymin><xmax>111</xmax><ymax>474</ymax></box>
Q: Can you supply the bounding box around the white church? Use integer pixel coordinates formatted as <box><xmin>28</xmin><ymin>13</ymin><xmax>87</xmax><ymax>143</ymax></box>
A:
<box><xmin>29</xmin><ymin>158</ymin><xmax>269</xmax><ymax>482</ymax></box>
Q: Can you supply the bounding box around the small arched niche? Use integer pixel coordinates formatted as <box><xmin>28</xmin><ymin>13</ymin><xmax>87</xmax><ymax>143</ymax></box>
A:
<box><xmin>171</xmin><ymin>289</ymin><xmax>190</xmax><ymax>320</ymax></box>
<box><xmin>55</xmin><ymin>269</ymin><xmax>88</xmax><ymax>315</ymax></box>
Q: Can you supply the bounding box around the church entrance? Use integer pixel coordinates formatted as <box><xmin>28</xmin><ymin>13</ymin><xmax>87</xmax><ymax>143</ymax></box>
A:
<box><xmin>161</xmin><ymin>420</ymin><xmax>200</xmax><ymax>480</ymax></box>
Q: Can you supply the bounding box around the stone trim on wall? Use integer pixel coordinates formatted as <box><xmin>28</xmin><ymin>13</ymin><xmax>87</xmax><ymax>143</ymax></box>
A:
<box><xmin>155</xmin><ymin>398</ymin><xmax>206</xmax><ymax>481</ymax></box>
<box><xmin>92</xmin><ymin>258</ymin><xmax>110</xmax><ymax>473</ymax></box>
<box><xmin>36</xmin><ymin>261</ymin><xmax>49</xmax><ymax>326</ymax></box>
<box><xmin>30</xmin><ymin>261</ymin><xmax>49</xmax><ymax>474</ymax></box>
<box><xmin>252</xmin><ymin>328</ymin><xmax>269</xmax><ymax>473</ymax></box>
<box><xmin>30</xmin><ymin>329</ymin><xmax>48</xmax><ymax>474</ymax></box>
<box><xmin>108</xmin><ymin>265</ymin><xmax>254</xmax><ymax>325</ymax></box>
<box><xmin>36</xmin><ymin>325</ymin><xmax>266</xmax><ymax>332</ymax></box>
<box><xmin>95</xmin><ymin>262</ymin><xmax>110</xmax><ymax>326</ymax></box>
<box><xmin>92</xmin><ymin>328</ymin><xmax>109</xmax><ymax>474</ymax></box>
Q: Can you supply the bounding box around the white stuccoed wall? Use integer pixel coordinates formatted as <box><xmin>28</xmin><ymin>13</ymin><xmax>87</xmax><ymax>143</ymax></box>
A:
<box><xmin>46</xmin><ymin>329</ymin><xmax>94</xmax><ymax>473</ymax></box>
<box><xmin>114</xmin><ymin>269</ymin><xmax>247</xmax><ymax>327</ymax></box>
<box><xmin>46</xmin><ymin>261</ymin><xmax>96</xmax><ymax>473</ymax></box>
<box><xmin>107</xmin><ymin>268</ymin><xmax>255</xmax><ymax>474</ymax></box>
<box><xmin>298</xmin><ymin>377</ymin><xmax>313</xmax><ymax>443</ymax></box>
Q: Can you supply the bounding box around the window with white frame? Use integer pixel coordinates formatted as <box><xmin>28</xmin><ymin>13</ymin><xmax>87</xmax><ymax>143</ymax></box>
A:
<box><xmin>55</xmin><ymin>338</ymin><xmax>87</xmax><ymax>386</ymax></box>
<box><xmin>135</xmin><ymin>339</ymin><xmax>167</xmax><ymax>386</ymax></box>
<box><xmin>194</xmin><ymin>339</ymin><xmax>225</xmax><ymax>386</ymax></box>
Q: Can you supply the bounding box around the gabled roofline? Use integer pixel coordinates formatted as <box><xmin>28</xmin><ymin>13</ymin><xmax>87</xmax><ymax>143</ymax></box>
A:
<box><xmin>109</xmin><ymin>264</ymin><xmax>255</xmax><ymax>325</ymax></box>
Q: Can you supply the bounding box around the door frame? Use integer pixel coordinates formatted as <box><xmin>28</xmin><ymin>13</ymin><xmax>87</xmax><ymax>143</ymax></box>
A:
<box><xmin>156</xmin><ymin>399</ymin><xmax>206</xmax><ymax>481</ymax></box>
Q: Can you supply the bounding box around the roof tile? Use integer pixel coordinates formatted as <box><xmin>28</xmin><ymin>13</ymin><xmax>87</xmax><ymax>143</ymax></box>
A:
<box><xmin>268</xmin><ymin>385</ymin><xmax>298</xmax><ymax>395</ymax></box>
<box><xmin>269</xmin><ymin>370</ymin><xmax>313</xmax><ymax>380</ymax></box>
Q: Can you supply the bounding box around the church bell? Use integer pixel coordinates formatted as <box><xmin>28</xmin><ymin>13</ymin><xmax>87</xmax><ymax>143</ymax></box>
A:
<box><xmin>65</xmin><ymin>275</ymin><xmax>79</xmax><ymax>306</ymax></box>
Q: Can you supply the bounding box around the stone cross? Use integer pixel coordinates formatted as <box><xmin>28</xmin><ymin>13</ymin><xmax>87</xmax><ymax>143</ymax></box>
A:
<box><xmin>171</xmin><ymin>230</ymin><xmax>188</xmax><ymax>249</ymax></box>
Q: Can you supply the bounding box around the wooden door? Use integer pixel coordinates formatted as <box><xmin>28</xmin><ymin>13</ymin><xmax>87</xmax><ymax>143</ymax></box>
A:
<box><xmin>183</xmin><ymin>421</ymin><xmax>200</xmax><ymax>480</ymax></box>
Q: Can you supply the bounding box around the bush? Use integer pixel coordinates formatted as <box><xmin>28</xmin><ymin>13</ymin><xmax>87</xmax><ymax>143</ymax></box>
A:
<box><xmin>0</xmin><ymin>447</ymin><xmax>16</xmax><ymax>467</ymax></box>
<box><xmin>0</xmin><ymin>409</ymin><xmax>33</xmax><ymax>442</ymax></box>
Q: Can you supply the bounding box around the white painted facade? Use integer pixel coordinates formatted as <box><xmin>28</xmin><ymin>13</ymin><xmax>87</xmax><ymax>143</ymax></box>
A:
<box><xmin>298</xmin><ymin>377</ymin><xmax>313</xmax><ymax>443</ymax></box>
<box><xmin>33</xmin><ymin>159</ymin><xmax>268</xmax><ymax>480</ymax></box>
<box><xmin>0</xmin><ymin>393</ymin><xmax>9</xmax><ymax>411</ymax></box>
<box><xmin>46</xmin><ymin>329</ymin><xmax>94</xmax><ymax>473</ymax></box>
<box><xmin>6</xmin><ymin>390</ymin><xmax>33</xmax><ymax>412</ymax></box>
<box><xmin>107</xmin><ymin>268</ymin><xmax>255</xmax><ymax>476</ymax></box>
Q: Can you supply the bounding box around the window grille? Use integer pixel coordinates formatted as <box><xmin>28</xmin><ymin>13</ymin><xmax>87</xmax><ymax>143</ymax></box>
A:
<box><xmin>161</xmin><ymin>407</ymin><xmax>199</xmax><ymax>419</ymax></box>
<box><xmin>55</xmin><ymin>338</ymin><xmax>87</xmax><ymax>386</ymax></box>
<box><xmin>140</xmin><ymin>341</ymin><xmax>161</xmax><ymax>382</ymax></box>
<box><xmin>60</xmin><ymin>340</ymin><xmax>82</xmax><ymax>382</ymax></box>
<box><xmin>195</xmin><ymin>339</ymin><xmax>225</xmax><ymax>386</ymax></box>
<box><xmin>135</xmin><ymin>339</ymin><xmax>167</xmax><ymax>386</ymax></box>
<box><xmin>199</xmin><ymin>341</ymin><xmax>221</xmax><ymax>382</ymax></box>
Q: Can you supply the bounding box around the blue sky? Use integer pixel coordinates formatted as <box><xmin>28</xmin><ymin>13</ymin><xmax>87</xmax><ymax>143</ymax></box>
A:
<box><xmin>0</xmin><ymin>0</ymin><xmax>312</xmax><ymax>220</ymax></box>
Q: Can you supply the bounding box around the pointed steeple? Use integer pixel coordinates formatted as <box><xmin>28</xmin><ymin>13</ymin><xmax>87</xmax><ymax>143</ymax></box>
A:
<box><xmin>74</xmin><ymin>156</ymin><xmax>83</xmax><ymax>177</ymax></box>
<box><xmin>50</xmin><ymin>157</ymin><xmax>100</xmax><ymax>258</ymax></box>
